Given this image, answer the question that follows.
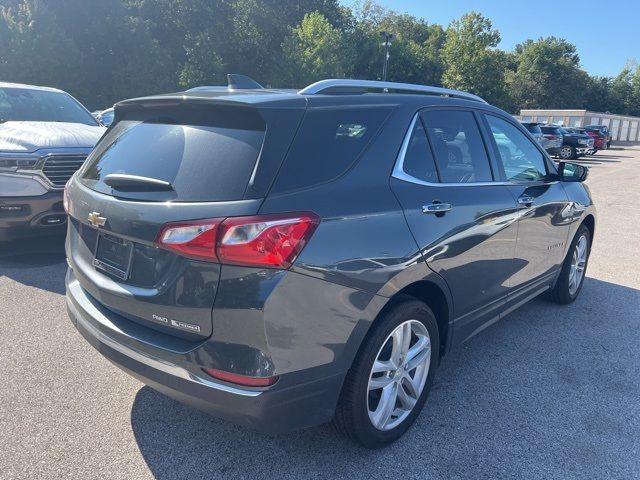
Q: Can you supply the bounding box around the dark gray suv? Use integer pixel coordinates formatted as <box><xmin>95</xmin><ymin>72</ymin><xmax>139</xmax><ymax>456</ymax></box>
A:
<box><xmin>65</xmin><ymin>78</ymin><xmax>596</xmax><ymax>448</ymax></box>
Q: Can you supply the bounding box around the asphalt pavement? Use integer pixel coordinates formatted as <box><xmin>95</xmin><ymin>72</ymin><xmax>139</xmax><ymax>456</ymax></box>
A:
<box><xmin>1</xmin><ymin>148</ymin><xmax>638</xmax><ymax>479</ymax></box>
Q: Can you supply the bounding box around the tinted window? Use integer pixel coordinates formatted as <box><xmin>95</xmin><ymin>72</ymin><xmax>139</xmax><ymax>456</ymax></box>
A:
<box><xmin>272</xmin><ymin>107</ymin><xmax>391</xmax><ymax>192</ymax></box>
<box><xmin>0</xmin><ymin>87</ymin><xmax>97</xmax><ymax>125</ymax></box>
<box><xmin>486</xmin><ymin>115</ymin><xmax>548</xmax><ymax>182</ymax></box>
<box><xmin>401</xmin><ymin>118</ymin><xmax>438</xmax><ymax>183</ymax></box>
<box><xmin>522</xmin><ymin>123</ymin><xmax>542</xmax><ymax>135</ymax></box>
<box><xmin>541</xmin><ymin>126</ymin><xmax>562</xmax><ymax>136</ymax></box>
<box><xmin>81</xmin><ymin>112</ymin><xmax>265</xmax><ymax>201</ymax></box>
<box><xmin>421</xmin><ymin>110</ymin><xmax>493</xmax><ymax>183</ymax></box>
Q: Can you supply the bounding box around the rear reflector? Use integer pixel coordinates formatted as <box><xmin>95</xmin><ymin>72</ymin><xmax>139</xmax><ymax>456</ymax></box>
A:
<box><xmin>202</xmin><ymin>368</ymin><xmax>279</xmax><ymax>387</ymax></box>
<box><xmin>156</xmin><ymin>212</ymin><xmax>319</xmax><ymax>268</ymax></box>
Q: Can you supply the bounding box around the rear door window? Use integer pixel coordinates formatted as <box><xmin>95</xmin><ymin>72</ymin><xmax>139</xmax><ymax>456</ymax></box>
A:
<box><xmin>80</xmin><ymin>108</ymin><xmax>265</xmax><ymax>202</ymax></box>
<box><xmin>271</xmin><ymin>107</ymin><xmax>391</xmax><ymax>192</ymax></box>
<box><xmin>420</xmin><ymin>110</ymin><xmax>493</xmax><ymax>183</ymax></box>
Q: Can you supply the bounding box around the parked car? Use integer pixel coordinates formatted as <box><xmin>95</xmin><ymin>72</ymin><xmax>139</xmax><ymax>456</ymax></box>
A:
<box><xmin>561</xmin><ymin>127</ymin><xmax>595</xmax><ymax>157</ymax></box>
<box><xmin>585</xmin><ymin>124</ymin><xmax>611</xmax><ymax>148</ymax></box>
<box><xmin>539</xmin><ymin>125</ymin><xmax>563</xmax><ymax>156</ymax></box>
<box><xmin>96</xmin><ymin>107</ymin><xmax>114</xmax><ymax>127</ymax></box>
<box><xmin>0</xmin><ymin>82</ymin><xmax>105</xmax><ymax>241</ymax></box>
<box><xmin>583</xmin><ymin>126</ymin><xmax>608</xmax><ymax>151</ymax></box>
<box><xmin>541</xmin><ymin>125</ymin><xmax>593</xmax><ymax>159</ymax></box>
<box><xmin>520</xmin><ymin>122</ymin><xmax>544</xmax><ymax>145</ymax></box>
<box><xmin>65</xmin><ymin>77</ymin><xmax>596</xmax><ymax>448</ymax></box>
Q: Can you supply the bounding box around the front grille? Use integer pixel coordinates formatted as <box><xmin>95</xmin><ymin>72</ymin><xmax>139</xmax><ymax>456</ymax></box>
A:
<box><xmin>42</xmin><ymin>156</ymin><xmax>87</xmax><ymax>187</ymax></box>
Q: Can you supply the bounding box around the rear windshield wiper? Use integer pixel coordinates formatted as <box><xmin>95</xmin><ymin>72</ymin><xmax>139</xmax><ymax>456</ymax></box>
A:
<box><xmin>103</xmin><ymin>173</ymin><xmax>173</xmax><ymax>191</ymax></box>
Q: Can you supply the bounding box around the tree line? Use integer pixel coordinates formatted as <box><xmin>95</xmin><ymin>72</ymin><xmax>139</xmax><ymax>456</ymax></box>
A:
<box><xmin>1</xmin><ymin>0</ymin><xmax>639</xmax><ymax>115</ymax></box>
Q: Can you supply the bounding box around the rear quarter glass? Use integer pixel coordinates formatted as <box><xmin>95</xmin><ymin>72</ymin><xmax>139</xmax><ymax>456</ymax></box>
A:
<box><xmin>270</xmin><ymin>106</ymin><xmax>392</xmax><ymax>193</ymax></box>
<box><xmin>79</xmin><ymin>106</ymin><xmax>266</xmax><ymax>202</ymax></box>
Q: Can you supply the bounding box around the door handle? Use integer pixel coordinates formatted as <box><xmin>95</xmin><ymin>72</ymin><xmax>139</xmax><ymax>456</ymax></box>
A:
<box><xmin>517</xmin><ymin>195</ymin><xmax>535</xmax><ymax>207</ymax></box>
<box><xmin>422</xmin><ymin>202</ymin><xmax>452</xmax><ymax>215</ymax></box>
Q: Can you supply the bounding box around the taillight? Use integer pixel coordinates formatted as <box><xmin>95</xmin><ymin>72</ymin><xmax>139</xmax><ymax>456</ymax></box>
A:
<box><xmin>202</xmin><ymin>368</ymin><xmax>279</xmax><ymax>387</ymax></box>
<box><xmin>156</xmin><ymin>219</ymin><xmax>221</xmax><ymax>262</ymax></box>
<box><xmin>218</xmin><ymin>212</ymin><xmax>319</xmax><ymax>268</ymax></box>
<box><xmin>156</xmin><ymin>212</ymin><xmax>319</xmax><ymax>268</ymax></box>
<box><xmin>63</xmin><ymin>180</ymin><xmax>71</xmax><ymax>214</ymax></box>
<box><xmin>543</xmin><ymin>134</ymin><xmax>557</xmax><ymax>140</ymax></box>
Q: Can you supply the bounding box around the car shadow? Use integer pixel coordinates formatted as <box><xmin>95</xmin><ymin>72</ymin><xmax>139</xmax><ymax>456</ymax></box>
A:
<box><xmin>575</xmin><ymin>158</ymin><xmax>621</xmax><ymax>164</ymax></box>
<box><xmin>130</xmin><ymin>277</ymin><xmax>640</xmax><ymax>479</ymax></box>
<box><xmin>0</xmin><ymin>234</ymin><xmax>67</xmax><ymax>294</ymax></box>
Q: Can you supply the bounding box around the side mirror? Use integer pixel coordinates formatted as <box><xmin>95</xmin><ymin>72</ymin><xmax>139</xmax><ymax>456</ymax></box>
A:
<box><xmin>558</xmin><ymin>162</ymin><xmax>588</xmax><ymax>182</ymax></box>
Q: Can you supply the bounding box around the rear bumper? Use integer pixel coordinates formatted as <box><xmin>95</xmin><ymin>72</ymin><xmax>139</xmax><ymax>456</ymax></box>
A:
<box><xmin>576</xmin><ymin>146</ymin><xmax>592</xmax><ymax>155</ymax></box>
<box><xmin>0</xmin><ymin>191</ymin><xmax>67</xmax><ymax>241</ymax></box>
<box><xmin>65</xmin><ymin>268</ymin><xmax>348</xmax><ymax>433</ymax></box>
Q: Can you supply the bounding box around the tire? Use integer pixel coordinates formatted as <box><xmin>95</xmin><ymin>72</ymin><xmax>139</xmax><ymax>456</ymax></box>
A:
<box><xmin>607</xmin><ymin>140</ymin><xmax>611</xmax><ymax>148</ymax></box>
<box><xmin>333</xmin><ymin>300</ymin><xmax>439</xmax><ymax>449</ymax></box>
<box><xmin>559</xmin><ymin>144</ymin><xmax>576</xmax><ymax>160</ymax></box>
<box><xmin>546</xmin><ymin>225</ymin><xmax>591</xmax><ymax>304</ymax></box>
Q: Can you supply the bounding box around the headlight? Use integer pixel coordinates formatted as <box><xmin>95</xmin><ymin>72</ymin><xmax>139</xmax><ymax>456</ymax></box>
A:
<box><xmin>0</xmin><ymin>173</ymin><xmax>48</xmax><ymax>196</ymax></box>
<box><xmin>578</xmin><ymin>139</ymin><xmax>588</xmax><ymax>145</ymax></box>
<box><xmin>0</xmin><ymin>157</ymin><xmax>39</xmax><ymax>172</ymax></box>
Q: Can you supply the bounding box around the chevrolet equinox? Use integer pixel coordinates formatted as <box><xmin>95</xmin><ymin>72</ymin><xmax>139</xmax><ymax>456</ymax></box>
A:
<box><xmin>65</xmin><ymin>76</ymin><xmax>595</xmax><ymax>448</ymax></box>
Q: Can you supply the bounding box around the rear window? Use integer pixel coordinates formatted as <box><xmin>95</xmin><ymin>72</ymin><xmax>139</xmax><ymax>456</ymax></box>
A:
<box><xmin>271</xmin><ymin>107</ymin><xmax>391</xmax><ymax>193</ymax></box>
<box><xmin>522</xmin><ymin>123</ymin><xmax>542</xmax><ymax>134</ymax></box>
<box><xmin>80</xmin><ymin>108</ymin><xmax>265</xmax><ymax>202</ymax></box>
<box><xmin>541</xmin><ymin>126</ymin><xmax>561</xmax><ymax>135</ymax></box>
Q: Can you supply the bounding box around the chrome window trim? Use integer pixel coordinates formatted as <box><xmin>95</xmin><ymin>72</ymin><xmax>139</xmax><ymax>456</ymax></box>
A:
<box><xmin>392</xmin><ymin>113</ymin><xmax>562</xmax><ymax>188</ymax></box>
<box><xmin>392</xmin><ymin>113</ymin><xmax>512</xmax><ymax>188</ymax></box>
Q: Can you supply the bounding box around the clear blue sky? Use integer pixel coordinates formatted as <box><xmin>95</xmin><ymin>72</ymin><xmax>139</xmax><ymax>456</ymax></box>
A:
<box><xmin>341</xmin><ymin>0</ymin><xmax>639</xmax><ymax>77</ymax></box>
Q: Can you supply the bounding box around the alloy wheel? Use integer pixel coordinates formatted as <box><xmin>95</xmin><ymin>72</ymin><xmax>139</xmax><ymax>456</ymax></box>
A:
<box><xmin>366</xmin><ymin>320</ymin><xmax>431</xmax><ymax>431</ymax></box>
<box><xmin>560</xmin><ymin>146</ymin><xmax>573</xmax><ymax>159</ymax></box>
<box><xmin>568</xmin><ymin>234</ymin><xmax>588</xmax><ymax>295</ymax></box>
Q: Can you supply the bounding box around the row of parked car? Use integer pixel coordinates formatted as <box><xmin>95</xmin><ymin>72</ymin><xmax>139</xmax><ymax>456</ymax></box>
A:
<box><xmin>521</xmin><ymin>121</ymin><xmax>611</xmax><ymax>160</ymax></box>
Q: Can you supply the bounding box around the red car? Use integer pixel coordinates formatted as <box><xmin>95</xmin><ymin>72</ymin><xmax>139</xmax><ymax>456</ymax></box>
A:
<box><xmin>583</xmin><ymin>127</ymin><xmax>608</xmax><ymax>152</ymax></box>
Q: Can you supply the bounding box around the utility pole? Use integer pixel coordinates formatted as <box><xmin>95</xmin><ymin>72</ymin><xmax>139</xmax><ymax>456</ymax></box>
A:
<box><xmin>380</xmin><ymin>31</ymin><xmax>394</xmax><ymax>82</ymax></box>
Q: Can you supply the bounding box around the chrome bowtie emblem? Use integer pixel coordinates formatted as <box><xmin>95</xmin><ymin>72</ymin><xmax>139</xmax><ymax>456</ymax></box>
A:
<box><xmin>87</xmin><ymin>211</ymin><xmax>106</xmax><ymax>227</ymax></box>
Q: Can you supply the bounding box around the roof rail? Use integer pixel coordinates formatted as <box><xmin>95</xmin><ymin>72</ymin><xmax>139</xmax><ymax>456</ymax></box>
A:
<box><xmin>298</xmin><ymin>79</ymin><xmax>487</xmax><ymax>104</ymax></box>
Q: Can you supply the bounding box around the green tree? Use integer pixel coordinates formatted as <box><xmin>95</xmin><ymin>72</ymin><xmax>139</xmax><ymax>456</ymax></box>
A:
<box><xmin>608</xmin><ymin>63</ymin><xmax>640</xmax><ymax>116</ymax></box>
<box><xmin>179</xmin><ymin>32</ymin><xmax>227</xmax><ymax>87</ymax></box>
<box><xmin>507</xmin><ymin>37</ymin><xmax>589</xmax><ymax>110</ymax></box>
<box><xmin>441</xmin><ymin>12</ymin><xmax>508</xmax><ymax>108</ymax></box>
<box><xmin>281</xmin><ymin>11</ymin><xmax>351</xmax><ymax>86</ymax></box>
<box><xmin>0</xmin><ymin>1</ymin><xmax>83</xmax><ymax>92</ymax></box>
<box><xmin>345</xmin><ymin>1</ymin><xmax>445</xmax><ymax>85</ymax></box>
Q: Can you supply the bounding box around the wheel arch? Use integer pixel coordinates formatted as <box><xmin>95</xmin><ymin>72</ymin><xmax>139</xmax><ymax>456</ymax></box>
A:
<box><xmin>581</xmin><ymin>214</ymin><xmax>595</xmax><ymax>240</ymax></box>
<box><xmin>393</xmin><ymin>281</ymin><xmax>451</xmax><ymax>357</ymax></box>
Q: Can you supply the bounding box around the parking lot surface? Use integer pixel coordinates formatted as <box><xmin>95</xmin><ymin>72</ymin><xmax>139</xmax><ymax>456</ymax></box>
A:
<box><xmin>1</xmin><ymin>148</ymin><xmax>639</xmax><ymax>480</ymax></box>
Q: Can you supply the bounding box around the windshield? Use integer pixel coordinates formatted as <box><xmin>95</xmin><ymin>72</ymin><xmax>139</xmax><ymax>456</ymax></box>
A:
<box><xmin>0</xmin><ymin>87</ymin><xmax>98</xmax><ymax>126</ymax></box>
